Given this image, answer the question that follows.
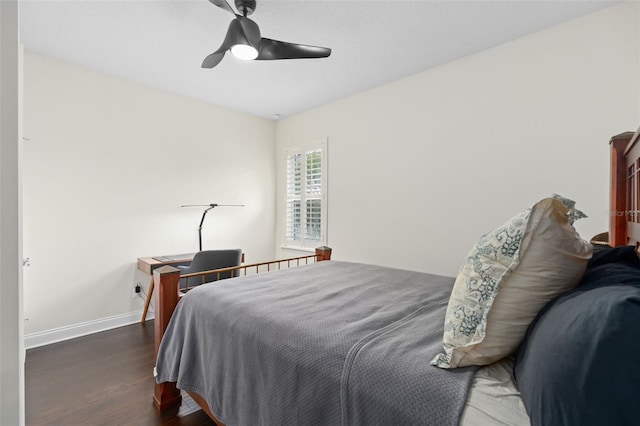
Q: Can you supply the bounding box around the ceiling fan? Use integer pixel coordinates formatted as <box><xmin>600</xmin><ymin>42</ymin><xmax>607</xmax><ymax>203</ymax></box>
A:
<box><xmin>202</xmin><ymin>0</ymin><xmax>332</xmax><ymax>69</ymax></box>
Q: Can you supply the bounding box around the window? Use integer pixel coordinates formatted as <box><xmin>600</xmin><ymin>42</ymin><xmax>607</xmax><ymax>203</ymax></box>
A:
<box><xmin>284</xmin><ymin>139</ymin><xmax>327</xmax><ymax>249</ymax></box>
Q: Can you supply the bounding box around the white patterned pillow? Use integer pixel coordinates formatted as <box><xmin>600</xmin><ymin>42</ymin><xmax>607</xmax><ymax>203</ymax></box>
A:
<box><xmin>431</xmin><ymin>196</ymin><xmax>593</xmax><ymax>369</ymax></box>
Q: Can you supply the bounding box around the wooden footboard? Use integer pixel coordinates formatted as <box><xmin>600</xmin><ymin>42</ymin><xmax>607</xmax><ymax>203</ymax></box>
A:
<box><xmin>153</xmin><ymin>246</ymin><xmax>332</xmax><ymax>413</ymax></box>
<box><xmin>153</xmin><ymin>266</ymin><xmax>182</xmax><ymax>410</ymax></box>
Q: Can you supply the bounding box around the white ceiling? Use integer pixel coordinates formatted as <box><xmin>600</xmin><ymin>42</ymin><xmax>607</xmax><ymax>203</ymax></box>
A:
<box><xmin>20</xmin><ymin>0</ymin><xmax>618</xmax><ymax>119</ymax></box>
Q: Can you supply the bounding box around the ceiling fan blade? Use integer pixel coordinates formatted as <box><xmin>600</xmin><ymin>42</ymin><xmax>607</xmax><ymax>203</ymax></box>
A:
<box><xmin>237</xmin><ymin>16</ymin><xmax>261</xmax><ymax>46</ymax></box>
<box><xmin>208</xmin><ymin>0</ymin><xmax>236</xmax><ymax>15</ymax></box>
<box><xmin>202</xmin><ymin>51</ymin><xmax>226</xmax><ymax>68</ymax></box>
<box><xmin>256</xmin><ymin>38</ymin><xmax>331</xmax><ymax>61</ymax></box>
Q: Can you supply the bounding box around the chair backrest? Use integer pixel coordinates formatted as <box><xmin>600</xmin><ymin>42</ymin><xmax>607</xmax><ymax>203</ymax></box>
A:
<box><xmin>180</xmin><ymin>249</ymin><xmax>242</xmax><ymax>290</ymax></box>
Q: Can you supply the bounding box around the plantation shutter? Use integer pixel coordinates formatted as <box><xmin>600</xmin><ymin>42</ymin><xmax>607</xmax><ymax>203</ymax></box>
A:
<box><xmin>285</xmin><ymin>140</ymin><xmax>327</xmax><ymax>248</ymax></box>
<box><xmin>286</xmin><ymin>152</ymin><xmax>302</xmax><ymax>242</ymax></box>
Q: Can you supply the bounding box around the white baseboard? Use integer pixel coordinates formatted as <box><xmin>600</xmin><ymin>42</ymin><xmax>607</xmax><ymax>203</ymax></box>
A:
<box><xmin>24</xmin><ymin>310</ymin><xmax>155</xmax><ymax>350</ymax></box>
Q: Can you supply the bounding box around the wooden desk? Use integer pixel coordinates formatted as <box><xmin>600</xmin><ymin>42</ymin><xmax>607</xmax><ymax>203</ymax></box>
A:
<box><xmin>137</xmin><ymin>254</ymin><xmax>194</xmax><ymax>323</ymax></box>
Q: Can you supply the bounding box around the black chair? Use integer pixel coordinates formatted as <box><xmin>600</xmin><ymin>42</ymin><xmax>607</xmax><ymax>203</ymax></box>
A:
<box><xmin>177</xmin><ymin>249</ymin><xmax>243</xmax><ymax>290</ymax></box>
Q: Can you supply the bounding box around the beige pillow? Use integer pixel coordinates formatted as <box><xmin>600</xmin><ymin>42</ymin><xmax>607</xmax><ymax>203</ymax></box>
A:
<box><xmin>432</xmin><ymin>196</ymin><xmax>593</xmax><ymax>369</ymax></box>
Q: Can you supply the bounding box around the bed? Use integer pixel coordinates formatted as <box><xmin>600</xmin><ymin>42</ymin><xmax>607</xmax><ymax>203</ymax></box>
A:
<box><xmin>154</xmin><ymin>127</ymin><xmax>640</xmax><ymax>426</ymax></box>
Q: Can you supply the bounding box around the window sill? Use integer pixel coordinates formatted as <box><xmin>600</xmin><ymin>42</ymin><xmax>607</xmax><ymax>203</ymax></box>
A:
<box><xmin>280</xmin><ymin>245</ymin><xmax>316</xmax><ymax>254</ymax></box>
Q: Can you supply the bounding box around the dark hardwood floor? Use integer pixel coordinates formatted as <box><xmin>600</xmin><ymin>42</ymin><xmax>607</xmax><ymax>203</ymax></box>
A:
<box><xmin>25</xmin><ymin>321</ymin><xmax>214</xmax><ymax>426</ymax></box>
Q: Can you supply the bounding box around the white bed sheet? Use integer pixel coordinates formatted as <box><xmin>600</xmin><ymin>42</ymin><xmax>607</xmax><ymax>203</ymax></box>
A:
<box><xmin>460</xmin><ymin>357</ymin><xmax>530</xmax><ymax>426</ymax></box>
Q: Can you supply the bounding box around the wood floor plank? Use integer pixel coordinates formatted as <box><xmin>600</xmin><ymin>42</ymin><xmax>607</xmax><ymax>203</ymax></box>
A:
<box><xmin>25</xmin><ymin>321</ymin><xmax>213</xmax><ymax>426</ymax></box>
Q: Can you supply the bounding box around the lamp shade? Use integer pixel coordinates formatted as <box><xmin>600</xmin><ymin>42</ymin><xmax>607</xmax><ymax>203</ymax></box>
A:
<box><xmin>230</xmin><ymin>43</ymin><xmax>258</xmax><ymax>60</ymax></box>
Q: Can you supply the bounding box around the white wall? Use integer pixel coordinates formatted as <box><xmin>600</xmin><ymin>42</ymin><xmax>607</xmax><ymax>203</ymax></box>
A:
<box><xmin>276</xmin><ymin>2</ymin><xmax>640</xmax><ymax>276</ymax></box>
<box><xmin>22</xmin><ymin>53</ymin><xmax>276</xmax><ymax>338</ymax></box>
<box><xmin>1</xmin><ymin>1</ymin><xmax>24</xmax><ymax>424</ymax></box>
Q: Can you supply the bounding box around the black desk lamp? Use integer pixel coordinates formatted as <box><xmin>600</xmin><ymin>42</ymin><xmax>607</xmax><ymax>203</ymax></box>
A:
<box><xmin>181</xmin><ymin>203</ymin><xmax>244</xmax><ymax>251</ymax></box>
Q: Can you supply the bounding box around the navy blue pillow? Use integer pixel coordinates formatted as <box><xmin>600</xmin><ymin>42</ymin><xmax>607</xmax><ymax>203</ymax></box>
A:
<box><xmin>514</xmin><ymin>246</ymin><xmax>640</xmax><ymax>426</ymax></box>
<box><xmin>588</xmin><ymin>244</ymin><xmax>640</xmax><ymax>270</ymax></box>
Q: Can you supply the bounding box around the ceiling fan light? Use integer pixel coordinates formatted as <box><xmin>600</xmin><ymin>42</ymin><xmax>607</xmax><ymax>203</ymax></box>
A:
<box><xmin>230</xmin><ymin>44</ymin><xmax>258</xmax><ymax>60</ymax></box>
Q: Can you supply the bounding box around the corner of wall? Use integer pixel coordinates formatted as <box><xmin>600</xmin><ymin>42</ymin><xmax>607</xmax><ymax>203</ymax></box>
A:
<box><xmin>1</xmin><ymin>1</ymin><xmax>25</xmax><ymax>424</ymax></box>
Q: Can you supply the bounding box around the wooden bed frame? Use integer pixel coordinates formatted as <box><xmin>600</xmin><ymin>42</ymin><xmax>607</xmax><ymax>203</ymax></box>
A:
<box><xmin>152</xmin><ymin>246</ymin><xmax>333</xmax><ymax>419</ymax></box>
<box><xmin>152</xmin><ymin>126</ymin><xmax>640</xmax><ymax>425</ymax></box>
<box><xmin>610</xmin><ymin>127</ymin><xmax>640</xmax><ymax>246</ymax></box>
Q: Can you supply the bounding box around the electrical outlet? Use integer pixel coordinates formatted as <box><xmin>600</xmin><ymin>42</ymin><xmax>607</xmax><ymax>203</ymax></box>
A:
<box><xmin>132</xmin><ymin>283</ymin><xmax>142</xmax><ymax>299</ymax></box>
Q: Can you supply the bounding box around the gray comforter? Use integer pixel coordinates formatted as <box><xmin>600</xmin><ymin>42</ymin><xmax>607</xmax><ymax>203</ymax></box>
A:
<box><xmin>155</xmin><ymin>261</ymin><xmax>477</xmax><ymax>426</ymax></box>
